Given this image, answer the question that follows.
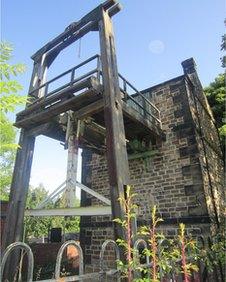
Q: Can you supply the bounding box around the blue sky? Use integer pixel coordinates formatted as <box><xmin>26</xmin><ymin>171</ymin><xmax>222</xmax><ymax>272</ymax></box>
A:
<box><xmin>2</xmin><ymin>0</ymin><xmax>225</xmax><ymax>194</ymax></box>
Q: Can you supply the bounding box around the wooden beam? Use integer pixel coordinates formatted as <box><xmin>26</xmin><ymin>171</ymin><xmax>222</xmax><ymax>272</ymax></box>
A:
<box><xmin>2</xmin><ymin>131</ymin><xmax>35</xmax><ymax>282</ymax></box>
<box><xmin>2</xmin><ymin>58</ymin><xmax>47</xmax><ymax>281</ymax></box>
<box><xmin>76</xmin><ymin>181</ymin><xmax>111</xmax><ymax>205</ymax></box>
<box><xmin>65</xmin><ymin>116</ymin><xmax>80</xmax><ymax>207</ymax></box>
<box><xmin>108</xmin><ymin>3</ymin><xmax>122</xmax><ymax>17</ymax></box>
<box><xmin>15</xmin><ymin>89</ymin><xmax>102</xmax><ymax>128</ymax></box>
<box><xmin>122</xmin><ymin>101</ymin><xmax>166</xmax><ymax>140</ymax></box>
<box><xmin>1</xmin><ymin>92</ymin><xmax>34</xmax><ymax>280</ymax></box>
<box><xmin>36</xmin><ymin>181</ymin><xmax>66</xmax><ymax>209</ymax></box>
<box><xmin>99</xmin><ymin>9</ymin><xmax>130</xmax><ymax>244</ymax></box>
<box><xmin>27</xmin><ymin>122</ymin><xmax>56</xmax><ymax>137</ymax></box>
<box><xmin>79</xmin><ymin>149</ymin><xmax>93</xmax><ymax>265</ymax></box>
<box><xmin>85</xmin><ymin>119</ymin><xmax>106</xmax><ymax>136</ymax></box>
<box><xmin>31</xmin><ymin>0</ymin><xmax>119</xmax><ymax>61</ymax></box>
<box><xmin>81</xmin><ymin>127</ymin><xmax>106</xmax><ymax>152</ymax></box>
<box><xmin>17</xmin><ymin>76</ymin><xmax>99</xmax><ymax>119</ymax></box>
<box><xmin>74</xmin><ymin>99</ymin><xmax>104</xmax><ymax>119</ymax></box>
<box><xmin>35</xmin><ymin>3</ymin><xmax>122</xmax><ymax>63</ymax></box>
<box><xmin>2</xmin><ymin>131</ymin><xmax>35</xmax><ymax>245</ymax></box>
<box><xmin>46</xmin><ymin>21</ymin><xmax>98</xmax><ymax>63</ymax></box>
<box><xmin>25</xmin><ymin>206</ymin><xmax>111</xmax><ymax>217</ymax></box>
<box><xmin>36</xmin><ymin>180</ymin><xmax>111</xmax><ymax>209</ymax></box>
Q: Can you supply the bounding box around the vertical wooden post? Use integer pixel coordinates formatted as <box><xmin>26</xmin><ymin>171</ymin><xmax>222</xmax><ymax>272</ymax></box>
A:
<box><xmin>79</xmin><ymin>148</ymin><xmax>93</xmax><ymax>266</ymax></box>
<box><xmin>2</xmin><ymin>131</ymin><xmax>35</xmax><ymax>247</ymax></box>
<box><xmin>2</xmin><ymin>57</ymin><xmax>47</xmax><ymax>280</ymax></box>
<box><xmin>65</xmin><ymin>114</ymin><xmax>80</xmax><ymax>207</ymax></box>
<box><xmin>38</xmin><ymin>53</ymin><xmax>48</xmax><ymax>98</ymax></box>
<box><xmin>99</xmin><ymin>9</ymin><xmax>130</xmax><ymax>242</ymax></box>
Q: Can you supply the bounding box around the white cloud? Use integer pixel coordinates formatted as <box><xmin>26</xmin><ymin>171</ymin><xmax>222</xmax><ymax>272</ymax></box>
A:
<box><xmin>148</xmin><ymin>40</ymin><xmax>165</xmax><ymax>54</ymax></box>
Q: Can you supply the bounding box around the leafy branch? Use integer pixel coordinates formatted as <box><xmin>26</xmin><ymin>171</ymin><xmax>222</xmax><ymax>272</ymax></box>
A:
<box><xmin>0</xmin><ymin>41</ymin><xmax>27</xmax><ymax>200</ymax></box>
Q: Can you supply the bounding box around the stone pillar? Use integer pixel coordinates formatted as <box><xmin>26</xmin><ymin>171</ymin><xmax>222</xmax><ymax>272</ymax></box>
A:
<box><xmin>181</xmin><ymin>57</ymin><xmax>197</xmax><ymax>74</ymax></box>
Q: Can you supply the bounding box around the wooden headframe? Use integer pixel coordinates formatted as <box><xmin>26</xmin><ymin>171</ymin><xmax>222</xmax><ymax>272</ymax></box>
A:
<box><xmin>2</xmin><ymin>1</ymin><xmax>130</xmax><ymax>277</ymax></box>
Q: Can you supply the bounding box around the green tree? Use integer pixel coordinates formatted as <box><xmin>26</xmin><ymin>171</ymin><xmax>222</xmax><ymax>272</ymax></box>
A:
<box><xmin>25</xmin><ymin>184</ymin><xmax>52</xmax><ymax>239</ymax></box>
<box><xmin>0</xmin><ymin>42</ymin><xmax>27</xmax><ymax>200</ymax></box>
<box><xmin>24</xmin><ymin>184</ymin><xmax>80</xmax><ymax>240</ymax></box>
<box><xmin>0</xmin><ymin>113</ymin><xmax>16</xmax><ymax>200</ymax></box>
<box><xmin>204</xmin><ymin>74</ymin><xmax>226</xmax><ymax>146</ymax></box>
<box><xmin>220</xmin><ymin>29</ymin><xmax>225</xmax><ymax>68</ymax></box>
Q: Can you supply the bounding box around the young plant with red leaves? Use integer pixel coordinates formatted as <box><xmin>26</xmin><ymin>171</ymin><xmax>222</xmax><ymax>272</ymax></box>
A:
<box><xmin>113</xmin><ymin>185</ymin><xmax>138</xmax><ymax>281</ymax></box>
<box><xmin>178</xmin><ymin>223</ymin><xmax>199</xmax><ymax>281</ymax></box>
<box><xmin>139</xmin><ymin>206</ymin><xmax>163</xmax><ymax>281</ymax></box>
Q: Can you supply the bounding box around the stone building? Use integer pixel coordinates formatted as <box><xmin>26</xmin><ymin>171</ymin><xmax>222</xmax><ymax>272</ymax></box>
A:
<box><xmin>3</xmin><ymin>2</ymin><xmax>223</xmax><ymax>279</ymax></box>
<box><xmin>79</xmin><ymin>58</ymin><xmax>224</xmax><ymax>272</ymax></box>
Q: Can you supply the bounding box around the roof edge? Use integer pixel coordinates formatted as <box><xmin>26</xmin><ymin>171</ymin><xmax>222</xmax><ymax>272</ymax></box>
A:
<box><xmin>141</xmin><ymin>74</ymin><xmax>185</xmax><ymax>94</ymax></box>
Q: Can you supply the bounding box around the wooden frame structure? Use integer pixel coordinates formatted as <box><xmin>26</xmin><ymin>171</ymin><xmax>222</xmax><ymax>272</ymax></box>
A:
<box><xmin>2</xmin><ymin>1</ymin><xmax>164</xmax><ymax>278</ymax></box>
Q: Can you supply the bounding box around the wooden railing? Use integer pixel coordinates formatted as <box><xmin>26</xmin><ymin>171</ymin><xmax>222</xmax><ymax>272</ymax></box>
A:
<box><xmin>29</xmin><ymin>54</ymin><xmax>101</xmax><ymax>98</ymax></box>
<box><xmin>28</xmin><ymin>55</ymin><xmax>161</xmax><ymax>129</ymax></box>
<box><xmin>118</xmin><ymin>73</ymin><xmax>162</xmax><ymax>129</ymax></box>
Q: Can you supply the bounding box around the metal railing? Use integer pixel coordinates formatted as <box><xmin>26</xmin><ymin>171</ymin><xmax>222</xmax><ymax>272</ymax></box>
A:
<box><xmin>0</xmin><ymin>240</ymin><xmax>120</xmax><ymax>282</ymax></box>
<box><xmin>99</xmin><ymin>240</ymin><xmax>120</xmax><ymax>282</ymax></box>
<box><xmin>133</xmin><ymin>238</ymin><xmax>150</xmax><ymax>266</ymax></box>
<box><xmin>0</xmin><ymin>242</ymin><xmax>34</xmax><ymax>282</ymax></box>
<box><xmin>1</xmin><ymin>237</ymin><xmax>221</xmax><ymax>281</ymax></box>
<box><xmin>55</xmin><ymin>240</ymin><xmax>84</xmax><ymax>280</ymax></box>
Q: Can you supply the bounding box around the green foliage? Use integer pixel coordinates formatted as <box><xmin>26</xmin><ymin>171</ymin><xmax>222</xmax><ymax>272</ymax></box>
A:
<box><xmin>24</xmin><ymin>184</ymin><xmax>80</xmax><ymax>240</ymax></box>
<box><xmin>219</xmin><ymin>124</ymin><xmax>226</xmax><ymax>137</ymax></box>
<box><xmin>25</xmin><ymin>184</ymin><xmax>53</xmax><ymax>239</ymax></box>
<box><xmin>128</xmin><ymin>139</ymin><xmax>147</xmax><ymax>153</ymax></box>
<box><xmin>114</xmin><ymin>187</ymin><xmax>225</xmax><ymax>281</ymax></box>
<box><xmin>0</xmin><ymin>112</ymin><xmax>17</xmax><ymax>199</ymax></box>
<box><xmin>114</xmin><ymin>187</ymin><xmax>201</xmax><ymax>281</ymax></box>
<box><xmin>0</xmin><ymin>42</ymin><xmax>27</xmax><ymax>200</ymax></box>
<box><xmin>0</xmin><ymin>42</ymin><xmax>27</xmax><ymax>113</ymax></box>
<box><xmin>177</xmin><ymin>223</ymin><xmax>198</xmax><ymax>281</ymax></box>
<box><xmin>197</xmin><ymin>232</ymin><xmax>226</xmax><ymax>274</ymax></box>
<box><xmin>221</xmin><ymin>34</ymin><xmax>226</xmax><ymax>68</ymax></box>
<box><xmin>138</xmin><ymin>209</ymin><xmax>199</xmax><ymax>281</ymax></box>
<box><xmin>139</xmin><ymin>206</ymin><xmax>164</xmax><ymax>281</ymax></box>
<box><xmin>204</xmin><ymin>74</ymin><xmax>225</xmax><ymax>126</ymax></box>
<box><xmin>204</xmin><ymin>74</ymin><xmax>226</xmax><ymax>148</ymax></box>
<box><xmin>113</xmin><ymin>185</ymin><xmax>138</xmax><ymax>281</ymax></box>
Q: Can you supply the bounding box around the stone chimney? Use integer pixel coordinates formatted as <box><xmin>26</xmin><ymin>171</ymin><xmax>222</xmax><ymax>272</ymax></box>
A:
<box><xmin>181</xmin><ymin>57</ymin><xmax>197</xmax><ymax>74</ymax></box>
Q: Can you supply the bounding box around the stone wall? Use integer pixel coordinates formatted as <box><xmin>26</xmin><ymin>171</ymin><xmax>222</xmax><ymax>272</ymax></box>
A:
<box><xmin>182</xmin><ymin>59</ymin><xmax>224</xmax><ymax>227</ymax></box>
<box><xmin>79</xmin><ymin>59</ymin><xmax>224</xmax><ymax>271</ymax></box>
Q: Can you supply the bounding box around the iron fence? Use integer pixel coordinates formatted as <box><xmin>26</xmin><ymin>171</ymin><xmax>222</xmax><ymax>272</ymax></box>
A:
<box><xmin>1</xmin><ymin>236</ymin><xmax>222</xmax><ymax>281</ymax></box>
<box><xmin>1</xmin><ymin>239</ymin><xmax>120</xmax><ymax>282</ymax></box>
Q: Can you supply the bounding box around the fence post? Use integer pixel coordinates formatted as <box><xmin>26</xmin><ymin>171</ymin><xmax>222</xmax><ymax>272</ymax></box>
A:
<box><xmin>100</xmin><ymin>239</ymin><xmax>120</xmax><ymax>282</ymax></box>
<box><xmin>55</xmin><ymin>240</ymin><xmax>84</xmax><ymax>281</ymax></box>
<box><xmin>133</xmin><ymin>238</ymin><xmax>150</xmax><ymax>279</ymax></box>
<box><xmin>0</xmin><ymin>242</ymin><xmax>34</xmax><ymax>282</ymax></box>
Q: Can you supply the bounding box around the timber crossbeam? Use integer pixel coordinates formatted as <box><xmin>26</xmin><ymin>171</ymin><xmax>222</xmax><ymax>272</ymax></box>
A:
<box><xmin>25</xmin><ymin>206</ymin><xmax>111</xmax><ymax>217</ymax></box>
<box><xmin>31</xmin><ymin>0</ymin><xmax>121</xmax><ymax>62</ymax></box>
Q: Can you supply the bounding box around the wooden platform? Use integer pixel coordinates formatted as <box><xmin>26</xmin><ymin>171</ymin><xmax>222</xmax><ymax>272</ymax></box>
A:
<box><xmin>15</xmin><ymin>70</ymin><xmax>165</xmax><ymax>154</ymax></box>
